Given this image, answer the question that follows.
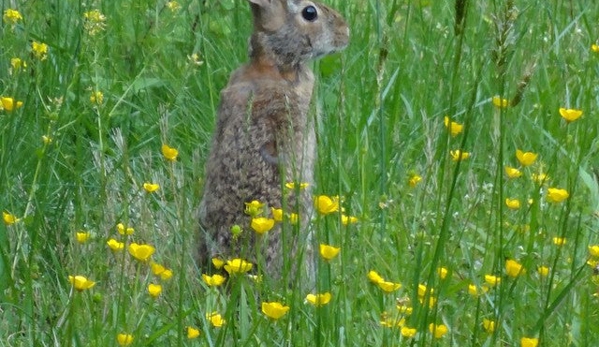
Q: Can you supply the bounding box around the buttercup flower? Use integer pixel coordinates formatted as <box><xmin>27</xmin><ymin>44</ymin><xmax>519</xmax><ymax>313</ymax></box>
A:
<box><xmin>341</xmin><ymin>214</ymin><xmax>359</xmax><ymax>225</ymax></box>
<box><xmin>3</xmin><ymin>9</ymin><xmax>23</xmax><ymax>25</ymax></box>
<box><xmin>187</xmin><ymin>326</ymin><xmax>201</xmax><ymax>339</ymax></box>
<box><xmin>161</xmin><ymin>144</ymin><xmax>179</xmax><ymax>161</ymax></box>
<box><xmin>159</xmin><ymin>269</ymin><xmax>173</xmax><ymax>280</ymax></box>
<box><xmin>202</xmin><ymin>274</ymin><xmax>226</xmax><ymax>287</ymax></box>
<box><xmin>151</xmin><ymin>263</ymin><xmax>173</xmax><ymax>280</ymax></box>
<box><xmin>417</xmin><ymin>284</ymin><xmax>434</xmax><ymax>298</ymax></box>
<box><xmin>212</xmin><ymin>258</ymin><xmax>225</xmax><ymax>269</ymax></box>
<box><xmin>10</xmin><ymin>58</ymin><xmax>27</xmax><ymax>74</ymax></box>
<box><xmin>3</xmin><ymin>211</ymin><xmax>20</xmax><ymax>225</ymax></box>
<box><xmin>505</xmin><ymin>166</ymin><xmax>522</xmax><ymax>178</ymax></box>
<box><xmin>468</xmin><ymin>284</ymin><xmax>489</xmax><ymax>296</ymax></box>
<box><xmin>83</xmin><ymin>9</ymin><xmax>106</xmax><ymax>36</ymax></box>
<box><xmin>546</xmin><ymin>188</ymin><xmax>569</xmax><ymax>203</ymax></box>
<box><xmin>76</xmin><ymin>231</ymin><xmax>91</xmax><ymax>243</ymax></box>
<box><xmin>505</xmin><ymin>198</ymin><xmax>521</xmax><ymax>210</ymax></box>
<box><xmin>559</xmin><ymin>108</ymin><xmax>583</xmax><ymax>122</ymax></box>
<box><xmin>437</xmin><ymin>267</ymin><xmax>448</xmax><ymax>280</ymax></box>
<box><xmin>589</xmin><ymin>245</ymin><xmax>599</xmax><ymax>258</ymax></box>
<box><xmin>516</xmin><ymin>150</ymin><xmax>537</xmax><ymax>166</ymax></box>
<box><xmin>107</xmin><ymin>238</ymin><xmax>125</xmax><ymax>251</ymax></box>
<box><xmin>32</xmin><ymin>41</ymin><xmax>48</xmax><ymax>60</ymax></box>
<box><xmin>408</xmin><ymin>174</ymin><xmax>422</xmax><ymax>187</ymax></box>
<box><xmin>450</xmin><ymin>149</ymin><xmax>470</xmax><ymax>161</ymax></box>
<box><xmin>401</xmin><ymin>326</ymin><xmax>417</xmax><ymax>338</ymax></box>
<box><xmin>482</xmin><ymin>318</ymin><xmax>496</xmax><ymax>333</ymax></box>
<box><xmin>520</xmin><ymin>337</ymin><xmax>539</xmax><ymax>347</ymax></box>
<box><xmin>271</xmin><ymin>207</ymin><xmax>283</xmax><ymax>222</ymax></box>
<box><xmin>380</xmin><ymin>316</ymin><xmax>405</xmax><ymax>328</ymax></box>
<box><xmin>143</xmin><ymin>182</ymin><xmax>160</xmax><ymax>193</ymax></box>
<box><xmin>444</xmin><ymin>116</ymin><xmax>464</xmax><ymax>137</ymax></box>
<box><xmin>492</xmin><ymin>96</ymin><xmax>509</xmax><ymax>108</ymax></box>
<box><xmin>116</xmin><ymin>333</ymin><xmax>134</xmax><ymax>346</ymax></box>
<box><xmin>285</xmin><ymin>182</ymin><xmax>309</xmax><ymax>190</ymax></box>
<box><xmin>244</xmin><ymin>200</ymin><xmax>264</xmax><ymax>217</ymax></box>
<box><xmin>367</xmin><ymin>270</ymin><xmax>385</xmax><ymax>284</ymax></box>
<box><xmin>90</xmin><ymin>91</ymin><xmax>104</xmax><ymax>105</ymax></box>
<box><xmin>484</xmin><ymin>275</ymin><xmax>501</xmax><ymax>287</ymax></box>
<box><xmin>68</xmin><ymin>275</ymin><xmax>96</xmax><ymax>291</ymax></box>
<box><xmin>148</xmin><ymin>283</ymin><xmax>162</xmax><ymax>298</ymax></box>
<box><xmin>537</xmin><ymin>266</ymin><xmax>549</xmax><ymax>277</ymax></box>
<box><xmin>315</xmin><ymin>195</ymin><xmax>339</xmax><ymax>214</ymax></box>
<box><xmin>306</xmin><ymin>292</ymin><xmax>332</xmax><ymax>307</ymax></box>
<box><xmin>261</xmin><ymin>301</ymin><xmax>290</xmax><ymax>320</ymax></box>
<box><xmin>429</xmin><ymin>323</ymin><xmax>448</xmax><ymax>338</ymax></box>
<box><xmin>553</xmin><ymin>237</ymin><xmax>567</xmax><ymax>246</ymax></box>
<box><xmin>505</xmin><ymin>259</ymin><xmax>525</xmax><ymax>278</ymax></box>
<box><xmin>128</xmin><ymin>243</ymin><xmax>155</xmax><ymax>262</ymax></box>
<box><xmin>592</xmin><ymin>44</ymin><xmax>599</xmax><ymax>53</ymax></box>
<box><xmin>251</xmin><ymin>217</ymin><xmax>275</xmax><ymax>234</ymax></box>
<box><xmin>377</xmin><ymin>280</ymin><xmax>402</xmax><ymax>293</ymax></box>
<box><xmin>206</xmin><ymin>312</ymin><xmax>225</xmax><ymax>327</ymax></box>
<box><xmin>224</xmin><ymin>258</ymin><xmax>252</xmax><ymax>274</ymax></box>
<box><xmin>319</xmin><ymin>244</ymin><xmax>340</xmax><ymax>261</ymax></box>
<box><xmin>1</xmin><ymin>97</ymin><xmax>23</xmax><ymax>112</ymax></box>
<box><xmin>397</xmin><ymin>305</ymin><xmax>413</xmax><ymax>315</ymax></box>
<box><xmin>117</xmin><ymin>223</ymin><xmax>134</xmax><ymax>235</ymax></box>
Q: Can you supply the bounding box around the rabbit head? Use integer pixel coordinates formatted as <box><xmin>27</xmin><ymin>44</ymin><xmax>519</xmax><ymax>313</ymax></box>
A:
<box><xmin>247</xmin><ymin>0</ymin><xmax>349</xmax><ymax>69</ymax></box>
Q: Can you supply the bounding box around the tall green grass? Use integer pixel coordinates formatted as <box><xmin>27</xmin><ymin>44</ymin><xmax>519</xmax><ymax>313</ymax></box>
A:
<box><xmin>1</xmin><ymin>0</ymin><xmax>599</xmax><ymax>345</ymax></box>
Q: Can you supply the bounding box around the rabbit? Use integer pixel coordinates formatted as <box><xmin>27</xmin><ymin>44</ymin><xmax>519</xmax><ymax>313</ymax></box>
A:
<box><xmin>198</xmin><ymin>0</ymin><xmax>349</xmax><ymax>281</ymax></box>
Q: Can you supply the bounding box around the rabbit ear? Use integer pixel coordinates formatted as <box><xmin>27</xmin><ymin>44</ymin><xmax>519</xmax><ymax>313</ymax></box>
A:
<box><xmin>246</xmin><ymin>0</ymin><xmax>286</xmax><ymax>32</ymax></box>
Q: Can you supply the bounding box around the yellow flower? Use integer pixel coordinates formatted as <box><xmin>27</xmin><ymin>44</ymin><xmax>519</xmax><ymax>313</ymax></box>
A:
<box><xmin>516</xmin><ymin>150</ymin><xmax>537</xmax><ymax>166</ymax></box>
<box><xmin>520</xmin><ymin>337</ymin><xmax>539</xmax><ymax>347</ymax></box>
<box><xmin>42</xmin><ymin>135</ymin><xmax>53</xmax><ymax>145</ymax></box>
<box><xmin>90</xmin><ymin>91</ymin><xmax>104</xmax><ymax>105</ymax></box>
<box><xmin>380</xmin><ymin>317</ymin><xmax>405</xmax><ymax>328</ymax></box>
<box><xmin>271</xmin><ymin>207</ymin><xmax>283</xmax><ymax>222</ymax></box>
<box><xmin>83</xmin><ymin>9</ymin><xmax>106</xmax><ymax>36</ymax></box>
<box><xmin>161</xmin><ymin>144</ymin><xmax>179</xmax><ymax>161</ymax></box>
<box><xmin>187</xmin><ymin>326</ymin><xmax>201</xmax><ymax>339</ymax></box>
<box><xmin>244</xmin><ymin>200</ymin><xmax>264</xmax><ymax>217</ymax></box>
<box><xmin>251</xmin><ymin>217</ymin><xmax>275</xmax><ymax>234</ymax></box>
<box><xmin>319</xmin><ymin>244</ymin><xmax>340</xmax><ymax>261</ymax></box>
<box><xmin>341</xmin><ymin>214</ymin><xmax>359</xmax><ymax>225</ymax></box>
<box><xmin>537</xmin><ymin>266</ymin><xmax>549</xmax><ymax>277</ymax></box>
<box><xmin>107</xmin><ymin>238</ymin><xmax>124</xmax><ymax>251</ymax></box>
<box><xmin>505</xmin><ymin>259</ymin><xmax>525</xmax><ymax>278</ymax></box>
<box><xmin>492</xmin><ymin>96</ymin><xmax>509</xmax><ymax>108</ymax></box>
<box><xmin>592</xmin><ymin>44</ymin><xmax>599</xmax><ymax>53</ymax></box>
<box><xmin>408</xmin><ymin>174</ymin><xmax>422</xmax><ymax>187</ymax></box>
<box><xmin>315</xmin><ymin>195</ymin><xmax>339</xmax><ymax>215</ymax></box>
<box><xmin>32</xmin><ymin>41</ymin><xmax>48</xmax><ymax>60</ymax></box>
<box><xmin>224</xmin><ymin>258</ymin><xmax>253</xmax><ymax>274</ymax></box>
<box><xmin>553</xmin><ymin>237</ymin><xmax>567</xmax><ymax>246</ymax></box>
<box><xmin>10</xmin><ymin>58</ymin><xmax>27</xmax><ymax>74</ymax></box>
<box><xmin>484</xmin><ymin>275</ymin><xmax>501</xmax><ymax>287</ymax></box>
<box><xmin>212</xmin><ymin>258</ymin><xmax>225</xmax><ymax>269</ymax></box>
<box><xmin>450</xmin><ymin>149</ymin><xmax>470</xmax><ymax>161</ymax></box>
<box><xmin>160</xmin><ymin>269</ymin><xmax>173</xmax><ymax>280</ymax></box>
<box><xmin>202</xmin><ymin>274</ymin><xmax>226</xmax><ymax>287</ymax></box>
<box><xmin>143</xmin><ymin>182</ymin><xmax>160</xmax><ymax>193</ymax></box>
<box><xmin>116</xmin><ymin>333</ymin><xmax>134</xmax><ymax>346</ymax></box>
<box><xmin>76</xmin><ymin>231</ymin><xmax>91</xmax><ymax>243</ymax></box>
<box><xmin>1</xmin><ymin>97</ymin><xmax>24</xmax><ymax>112</ymax></box>
<box><xmin>505</xmin><ymin>166</ymin><xmax>522</xmax><ymax>178</ymax></box>
<box><xmin>377</xmin><ymin>280</ymin><xmax>402</xmax><ymax>292</ymax></box>
<box><xmin>206</xmin><ymin>312</ymin><xmax>225</xmax><ymax>327</ymax></box>
<box><xmin>401</xmin><ymin>326</ymin><xmax>417</xmax><ymax>338</ymax></box>
<box><xmin>546</xmin><ymin>188</ymin><xmax>569</xmax><ymax>203</ymax></box>
<box><xmin>117</xmin><ymin>223</ymin><xmax>134</xmax><ymax>235</ymax></box>
<box><xmin>505</xmin><ymin>198</ymin><xmax>521</xmax><ymax>210</ymax></box>
<box><xmin>437</xmin><ymin>267</ymin><xmax>448</xmax><ymax>280</ymax></box>
<box><xmin>3</xmin><ymin>9</ymin><xmax>23</xmax><ymax>25</ymax></box>
<box><xmin>482</xmin><ymin>318</ymin><xmax>496</xmax><ymax>333</ymax></box>
<box><xmin>68</xmin><ymin>275</ymin><xmax>96</xmax><ymax>291</ymax></box>
<box><xmin>306</xmin><ymin>292</ymin><xmax>332</xmax><ymax>307</ymax></box>
<box><xmin>531</xmin><ymin>172</ymin><xmax>549</xmax><ymax>185</ymax></box>
<box><xmin>3</xmin><ymin>211</ymin><xmax>20</xmax><ymax>225</ymax></box>
<box><xmin>417</xmin><ymin>284</ymin><xmax>434</xmax><ymax>298</ymax></box>
<box><xmin>128</xmin><ymin>243</ymin><xmax>155</xmax><ymax>262</ymax></box>
<box><xmin>151</xmin><ymin>262</ymin><xmax>173</xmax><ymax>280</ymax></box>
<box><xmin>589</xmin><ymin>245</ymin><xmax>599</xmax><ymax>258</ymax></box>
<box><xmin>166</xmin><ymin>1</ymin><xmax>182</xmax><ymax>12</ymax></box>
<box><xmin>288</xmin><ymin>213</ymin><xmax>299</xmax><ymax>225</ymax></box>
<box><xmin>285</xmin><ymin>182</ymin><xmax>309</xmax><ymax>190</ymax></box>
<box><xmin>367</xmin><ymin>270</ymin><xmax>385</xmax><ymax>284</ymax></box>
<box><xmin>429</xmin><ymin>323</ymin><xmax>448</xmax><ymax>338</ymax></box>
<box><xmin>468</xmin><ymin>283</ymin><xmax>489</xmax><ymax>296</ymax></box>
<box><xmin>261</xmin><ymin>301</ymin><xmax>290</xmax><ymax>320</ymax></box>
<box><xmin>559</xmin><ymin>107</ymin><xmax>583</xmax><ymax>122</ymax></box>
<box><xmin>148</xmin><ymin>283</ymin><xmax>162</xmax><ymax>298</ymax></box>
<box><xmin>444</xmin><ymin>116</ymin><xmax>464</xmax><ymax>137</ymax></box>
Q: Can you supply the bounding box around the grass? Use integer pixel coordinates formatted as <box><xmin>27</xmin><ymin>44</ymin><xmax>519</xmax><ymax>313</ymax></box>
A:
<box><xmin>1</xmin><ymin>0</ymin><xmax>599</xmax><ymax>345</ymax></box>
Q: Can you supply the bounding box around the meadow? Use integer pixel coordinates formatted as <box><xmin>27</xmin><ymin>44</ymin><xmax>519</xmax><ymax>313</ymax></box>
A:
<box><xmin>1</xmin><ymin>0</ymin><xmax>599</xmax><ymax>345</ymax></box>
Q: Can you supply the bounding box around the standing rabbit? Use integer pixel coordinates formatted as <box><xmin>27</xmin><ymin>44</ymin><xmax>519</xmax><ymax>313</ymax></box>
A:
<box><xmin>198</xmin><ymin>0</ymin><xmax>349</xmax><ymax>280</ymax></box>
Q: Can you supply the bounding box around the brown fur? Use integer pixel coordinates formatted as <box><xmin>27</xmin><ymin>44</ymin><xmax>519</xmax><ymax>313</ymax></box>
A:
<box><xmin>198</xmin><ymin>0</ymin><xmax>349</xmax><ymax>279</ymax></box>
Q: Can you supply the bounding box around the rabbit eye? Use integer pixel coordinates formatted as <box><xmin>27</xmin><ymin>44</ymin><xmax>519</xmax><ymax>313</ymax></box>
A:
<box><xmin>302</xmin><ymin>5</ymin><xmax>318</xmax><ymax>22</ymax></box>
